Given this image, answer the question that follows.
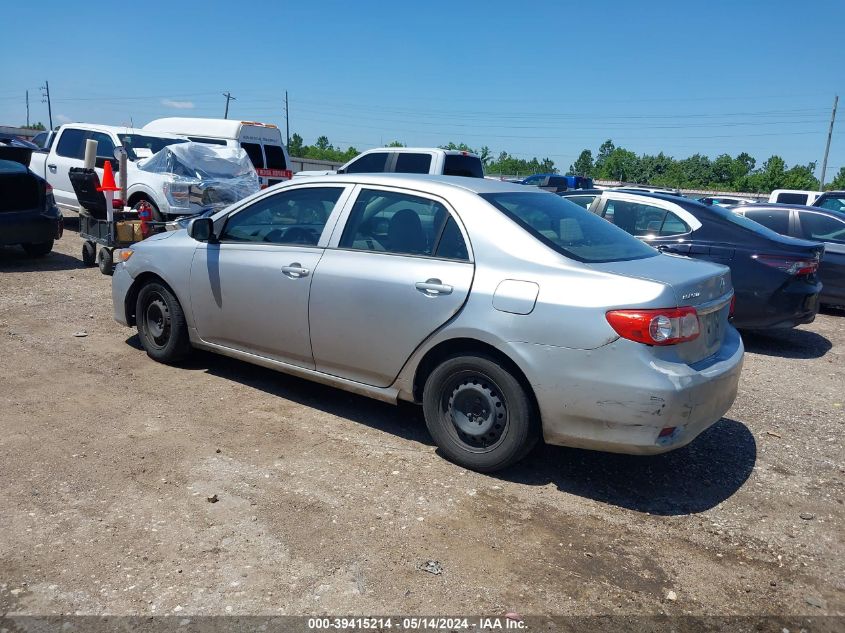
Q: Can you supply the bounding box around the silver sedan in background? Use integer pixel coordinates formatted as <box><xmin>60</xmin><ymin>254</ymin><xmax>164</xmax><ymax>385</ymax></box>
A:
<box><xmin>112</xmin><ymin>175</ymin><xmax>743</xmax><ymax>472</ymax></box>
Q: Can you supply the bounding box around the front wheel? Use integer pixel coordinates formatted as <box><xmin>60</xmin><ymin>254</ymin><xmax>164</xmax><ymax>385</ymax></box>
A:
<box><xmin>422</xmin><ymin>355</ymin><xmax>539</xmax><ymax>472</ymax></box>
<box><xmin>135</xmin><ymin>282</ymin><xmax>191</xmax><ymax>363</ymax></box>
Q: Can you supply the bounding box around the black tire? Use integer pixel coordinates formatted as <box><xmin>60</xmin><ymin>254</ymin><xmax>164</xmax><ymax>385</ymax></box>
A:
<box><xmin>81</xmin><ymin>241</ymin><xmax>96</xmax><ymax>266</ymax></box>
<box><xmin>422</xmin><ymin>354</ymin><xmax>539</xmax><ymax>472</ymax></box>
<box><xmin>133</xmin><ymin>198</ymin><xmax>163</xmax><ymax>222</ymax></box>
<box><xmin>97</xmin><ymin>247</ymin><xmax>113</xmax><ymax>275</ymax></box>
<box><xmin>135</xmin><ymin>282</ymin><xmax>191</xmax><ymax>363</ymax></box>
<box><xmin>22</xmin><ymin>240</ymin><xmax>53</xmax><ymax>257</ymax></box>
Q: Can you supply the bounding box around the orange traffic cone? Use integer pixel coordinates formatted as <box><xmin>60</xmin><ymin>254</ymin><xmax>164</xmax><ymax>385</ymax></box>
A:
<box><xmin>97</xmin><ymin>160</ymin><xmax>120</xmax><ymax>192</ymax></box>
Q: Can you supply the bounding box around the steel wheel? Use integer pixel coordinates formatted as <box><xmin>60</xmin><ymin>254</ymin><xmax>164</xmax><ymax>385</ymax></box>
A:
<box><xmin>135</xmin><ymin>282</ymin><xmax>191</xmax><ymax>363</ymax></box>
<box><xmin>143</xmin><ymin>291</ymin><xmax>171</xmax><ymax>349</ymax></box>
<box><xmin>446</xmin><ymin>374</ymin><xmax>509</xmax><ymax>452</ymax></box>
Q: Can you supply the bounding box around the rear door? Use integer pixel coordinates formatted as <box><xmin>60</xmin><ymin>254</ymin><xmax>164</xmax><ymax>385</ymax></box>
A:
<box><xmin>308</xmin><ymin>186</ymin><xmax>474</xmax><ymax>387</ymax></box>
<box><xmin>795</xmin><ymin>210</ymin><xmax>845</xmax><ymax>302</ymax></box>
<box><xmin>50</xmin><ymin>127</ymin><xmax>87</xmax><ymax>207</ymax></box>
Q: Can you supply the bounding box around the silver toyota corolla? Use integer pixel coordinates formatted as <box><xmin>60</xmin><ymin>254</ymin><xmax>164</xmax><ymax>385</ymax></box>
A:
<box><xmin>112</xmin><ymin>174</ymin><xmax>744</xmax><ymax>472</ymax></box>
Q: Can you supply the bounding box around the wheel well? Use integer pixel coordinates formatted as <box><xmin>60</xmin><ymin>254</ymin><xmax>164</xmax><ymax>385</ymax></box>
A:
<box><xmin>125</xmin><ymin>272</ymin><xmax>173</xmax><ymax>326</ymax></box>
<box><xmin>127</xmin><ymin>192</ymin><xmax>157</xmax><ymax>209</ymax></box>
<box><xmin>412</xmin><ymin>338</ymin><xmax>538</xmax><ymax>410</ymax></box>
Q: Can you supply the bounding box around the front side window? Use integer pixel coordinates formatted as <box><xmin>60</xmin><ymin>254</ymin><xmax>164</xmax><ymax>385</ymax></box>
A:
<box><xmin>241</xmin><ymin>142</ymin><xmax>265</xmax><ymax>169</ymax></box>
<box><xmin>817</xmin><ymin>195</ymin><xmax>845</xmax><ymax>213</ymax></box>
<box><xmin>798</xmin><ymin>212</ymin><xmax>845</xmax><ymax>242</ymax></box>
<box><xmin>87</xmin><ymin>132</ymin><xmax>115</xmax><ymax>159</ymax></box>
<box><xmin>219</xmin><ymin>187</ymin><xmax>343</xmax><ymax>245</ymax></box>
<box><xmin>55</xmin><ymin>128</ymin><xmax>86</xmax><ymax>159</ymax></box>
<box><xmin>339</xmin><ymin>189</ymin><xmax>468</xmax><ymax>260</ymax></box>
<box><xmin>395</xmin><ymin>153</ymin><xmax>432</xmax><ymax>174</ymax></box>
<box><xmin>344</xmin><ymin>152</ymin><xmax>389</xmax><ymax>174</ymax></box>
<box><xmin>744</xmin><ymin>209</ymin><xmax>790</xmax><ymax>234</ymax></box>
<box><xmin>481</xmin><ymin>192</ymin><xmax>657</xmax><ymax>263</ymax></box>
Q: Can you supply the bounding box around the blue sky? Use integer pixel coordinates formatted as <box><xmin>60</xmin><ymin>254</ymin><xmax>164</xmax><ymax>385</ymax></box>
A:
<box><xmin>2</xmin><ymin>0</ymin><xmax>843</xmax><ymax>177</ymax></box>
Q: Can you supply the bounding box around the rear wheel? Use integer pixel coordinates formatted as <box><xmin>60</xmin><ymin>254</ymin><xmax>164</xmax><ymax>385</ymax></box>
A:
<box><xmin>136</xmin><ymin>282</ymin><xmax>191</xmax><ymax>363</ymax></box>
<box><xmin>422</xmin><ymin>355</ymin><xmax>538</xmax><ymax>472</ymax></box>
<box><xmin>22</xmin><ymin>241</ymin><xmax>53</xmax><ymax>257</ymax></box>
<box><xmin>81</xmin><ymin>241</ymin><xmax>96</xmax><ymax>266</ymax></box>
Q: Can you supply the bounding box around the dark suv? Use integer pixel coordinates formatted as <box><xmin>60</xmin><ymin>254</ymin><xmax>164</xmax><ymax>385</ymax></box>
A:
<box><xmin>0</xmin><ymin>158</ymin><xmax>63</xmax><ymax>256</ymax></box>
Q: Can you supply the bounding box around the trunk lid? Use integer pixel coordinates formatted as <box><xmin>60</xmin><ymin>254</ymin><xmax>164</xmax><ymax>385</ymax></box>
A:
<box><xmin>590</xmin><ymin>253</ymin><xmax>733</xmax><ymax>363</ymax></box>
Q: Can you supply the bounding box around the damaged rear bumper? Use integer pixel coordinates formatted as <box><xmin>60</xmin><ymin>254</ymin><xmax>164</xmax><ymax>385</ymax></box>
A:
<box><xmin>510</xmin><ymin>327</ymin><xmax>744</xmax><ymax>454</ymax></box>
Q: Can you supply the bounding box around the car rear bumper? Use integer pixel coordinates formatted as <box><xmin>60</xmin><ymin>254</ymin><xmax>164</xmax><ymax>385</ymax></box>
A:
<box><xmin>510</xmin><ymin>327</ymin><xmax>744</xmax><ymax>455</ymax></box>
<box><xmin>732</xmin><ymin>277</ymin><xmax>821</xmax><ymax>329</ymax></box>
<box><xmin>0</xmin><ymin>208</ymin><xmax>63</xmax><ymax>246</ymax></box>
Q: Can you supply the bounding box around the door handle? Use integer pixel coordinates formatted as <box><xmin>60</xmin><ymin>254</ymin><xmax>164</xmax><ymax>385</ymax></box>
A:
<box><xmin>281</xmin><ymin>263</ymin><xmax>310</xmax><ymax>278</ymax></box>
<box><xmin>48</xmin><ymin>164</ymin><xmax>57</xmax><ymax>173</ymax></box>
<box><xmin>415</xmin><ymin>278</ymin><xmax>453</xmax><ymax>296</ymax></box>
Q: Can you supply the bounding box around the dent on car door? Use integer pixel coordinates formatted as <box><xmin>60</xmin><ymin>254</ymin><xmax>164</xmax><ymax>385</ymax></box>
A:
<box><xmin>188</xmin><ymin>185</ymin><xmax>351</xmax><ymax>368</ymax></box>
<box><xmin>308</xmin><ymin>187</ymin><xmax>474</xmax><ymax>387</ymax></box>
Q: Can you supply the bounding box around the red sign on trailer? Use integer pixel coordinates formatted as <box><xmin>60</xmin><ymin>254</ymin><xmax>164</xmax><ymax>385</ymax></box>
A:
<box><xmin>256</xmin><ymin>168</ymin><xmax>293</xmax><ymax>179</ymax></box>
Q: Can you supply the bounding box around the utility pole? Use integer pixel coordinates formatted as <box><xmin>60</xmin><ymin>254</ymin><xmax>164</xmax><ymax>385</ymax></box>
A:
<box><xmin>25</xmin><ymin>90</ymin><xmax>29</xmax><ymax>127</ymax></box>
<box><xmin>41</xmin><ymin>81</ymin><xmax>53</xmax><ymax>130</ymax></box>
<box><xmin>819</xmin><ymin>95</ymin><xmax>838</xmax><ymax>190</ymax></box>
<box><xmin>222</xmin><ymin>92</ymin><xmax>236</xmax><ymax>119</ymax></box>
<box><xmin>285</xmin><ymin>90</ymin><xmax>290</xmax><ymax>151</ymax></box>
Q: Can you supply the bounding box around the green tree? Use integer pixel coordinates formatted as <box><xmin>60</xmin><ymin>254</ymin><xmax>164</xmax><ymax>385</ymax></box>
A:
<box><xmin>386</xmin><ymin>140</ymin><xmax>405</xmax><ymax>147</ymax></box>
<box><xmin>315</xmin><ymin>136</ymin><xmax>331</xmax><ymax>151</ymax></box>
<box><xmin>594</xmin><ymin>139</ymin><xmax>615</xmax><ymax>173</ymax></box>
<box><xmin>601</xmin><ymin>148</ymin><xmax>639</xmax><ymax>181</ymax></box>
<box><xmin>22</xmin><ymin>122</ymin><xmax>45</xmax><ymax>131</ymax></box>
<box><xmin>288</xmin><ymin>132</ymin><xmax>303</xmax><ymax>156</ymax></box>
<box><xmin>782</xmin><ymin>162</ymin><xmax>819</xmax><ymax>190</ymax></box>
<box><xmin>826</xmin><ymin>166</ymin><xmax>845</xmax><ymax>190</ymax></box>
<box><xmin>569</xmin><ymin>149</ymin><xmax>593</xmax><ymax>176</ymax></box>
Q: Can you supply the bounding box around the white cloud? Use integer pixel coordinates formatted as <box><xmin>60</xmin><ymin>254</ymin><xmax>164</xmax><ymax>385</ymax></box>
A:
<box><xmin>161</xmin><ymin>99</ymin><xmax>195</xmax><ymax>110</ymax></box>
<box><xmin>56</xmin><ymin>114</ymin><xmax>72</xmax><ymax>123</ymax></box>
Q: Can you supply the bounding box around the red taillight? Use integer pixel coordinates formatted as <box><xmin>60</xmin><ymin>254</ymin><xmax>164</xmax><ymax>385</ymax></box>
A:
<box><xmin>658</xmin><ymin>426</ymin><xmax>677</xmax><ymax>438</ymax></box>
<box><xmin>753</xmin><ymin>254</ymin><xmax>819</xmax><ymax>276</ymax></box>
<box><xmin>45</xmin><ymin>183</ymin><xmax>53</xmax><ymax>193</ymax></box>
<box><xmin>606</xmin><ymin>307</ymin><xmax>700</xmax><ymax>346</ymax></box>
<box><xmin>729</xmin><ymin>295</ymin><xmax>736</xmax><ymax>317</ymax></box>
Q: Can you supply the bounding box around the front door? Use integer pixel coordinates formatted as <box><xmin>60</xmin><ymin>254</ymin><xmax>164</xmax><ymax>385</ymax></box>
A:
<box><xmin>309</xmin><ymin>187</ymin><xmax>474</xmax><ymax>387</ymax></box>
<box><xmin>188</xmin><ymin>185</ymin><xmax>349</xmax><ymax>368</ymax></box>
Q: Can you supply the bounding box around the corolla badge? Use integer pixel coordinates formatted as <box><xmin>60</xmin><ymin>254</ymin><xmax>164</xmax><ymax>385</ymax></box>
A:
<box><xmin>682</xmin><ymin>291</ymin><xmax>701</xmax><ymax>300</ymax></box>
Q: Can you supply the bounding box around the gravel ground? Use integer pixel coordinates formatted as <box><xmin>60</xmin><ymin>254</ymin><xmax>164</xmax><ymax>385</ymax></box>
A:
<box><xmin>0</xmin><ymin>226</ymin><xmax>842</xmax><ymax>619</ymax></box>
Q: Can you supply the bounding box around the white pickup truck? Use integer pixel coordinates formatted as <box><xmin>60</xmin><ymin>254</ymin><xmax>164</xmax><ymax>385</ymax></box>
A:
<box><xmin>29</xmin><ymin>123</ymin><xmax>190</xmax><ymax>219</ymax></box>
<box><xmin>295</xmin><ymin>147</ymin><xmax>485</xmax><ymax>178</ymax></box>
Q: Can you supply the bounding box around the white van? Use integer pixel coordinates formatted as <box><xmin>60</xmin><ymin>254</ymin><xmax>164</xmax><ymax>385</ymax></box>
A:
<box><xmin>142</xmin><ymin>118</ymin><xmax>292</xmax><ymax>188</ymax></box>
<box><xmin>768</xmin><ymin>189</ymin><xmax>821</xmax><ymax>205</ymax></box>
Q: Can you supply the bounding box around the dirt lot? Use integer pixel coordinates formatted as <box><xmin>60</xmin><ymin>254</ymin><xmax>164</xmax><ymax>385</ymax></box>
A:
<box><xmin>1</xmin><ymin>226</ymin><xmax>843</xmax><ymax>619</ymax></box>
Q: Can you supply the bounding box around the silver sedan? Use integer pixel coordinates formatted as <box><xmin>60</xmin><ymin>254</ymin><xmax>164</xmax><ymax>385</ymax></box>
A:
<box><xmin>112</xmin><ymin>174</ymin><xmax>744</xmax><ymax>472</ymax></box>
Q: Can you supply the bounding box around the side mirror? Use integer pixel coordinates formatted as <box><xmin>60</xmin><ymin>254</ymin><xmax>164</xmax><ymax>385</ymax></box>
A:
<box><xmin>336</xmin><ymin>167</ymin><xmax>346</xmax><ymax>174</ymax></box>
<box><xmin>188</xmin><ymin>217</ymin><xmax>216</xmax><ymax>242</ymax></box>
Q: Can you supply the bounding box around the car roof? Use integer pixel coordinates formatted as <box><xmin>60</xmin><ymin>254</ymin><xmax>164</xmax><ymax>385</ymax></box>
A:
<box><xmin>738</xmin><ymin>202</ymin><xmax>845</xmax><ymax>215</ymax></box>
<box><xmin>817</xmin><ymin>191</ymin><xmax>845</xmax><ymax>196</ymax></box>
<box><xmin>283</xmin><ymin>173</ymin><xmax>531</xmax><ymax>195</ymax></box>
<box><xmin>59</xmin><ymin>123</ymin><xmax>185</xmax><ymax>139</ymax></box>
<box><xmin>558</xmin><ymin>188</ymin><xmax>603</xmax><ymax>195</ymax></box>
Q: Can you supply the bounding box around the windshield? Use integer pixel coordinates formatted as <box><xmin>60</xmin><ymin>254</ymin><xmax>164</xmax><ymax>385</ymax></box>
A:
<box><xmin>481</xmin><ymin>192</ymin><xmax>658</xmax><ymax>263</ymax></box>
<box><xmin>817</xmin><ymin>195</ymin><xmax>845</xmax><ymax>214</ymax></box>
<box><xmin>119</xmin><ymin>134</ymin><xmax>186</xmax><ymax>160</ymax></box>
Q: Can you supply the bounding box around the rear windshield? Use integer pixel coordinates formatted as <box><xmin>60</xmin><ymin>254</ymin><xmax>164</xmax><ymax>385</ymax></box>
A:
<box><xmin>444</xmin><ymin>154</ymin><xmax>484</xmax><ymax>178</ymax></box>
<box><xmin>481</xmin><ymin>192</ymin><xmax>658</xmax><ymax>263</ymax></box>
<box><xmin>264</xmin><ymin>144</ymin><xmax>287</xmax><ymax>170</ymax></box>
<box><xmin>118</xmin><ymin>134</ymin><xmax>186</xmax><ymax>160</ymax></box>
<box><xmin>0</xmin><ymin>171</ymin><xmax>41</xmax><ymax>212</ymax></box>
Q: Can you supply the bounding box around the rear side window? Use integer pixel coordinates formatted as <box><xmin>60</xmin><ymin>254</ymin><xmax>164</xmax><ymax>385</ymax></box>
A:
<box><xmin>775</xmin><ymin>192</ymin><xmax>810</xmax><ymax>205</ymax></box>
<box><xmin>187</xmin><ymin>136</ymin><xmax>228</xmax><ymax>146</ymax></box>
<box><xmin>55</xmin><ymin>128</ymin><xmax>86</xmax><ymax>159</ymax></box>
<box><xmin>395</xmin><ymin>153</ymin><xmax>432</xmax><ymax>174</ymax></box>
<box><xmin>744</xmin><ymin>209</ymin><xmax>790</xmax><ymax>234</ymax></box>
<box><xmin>563</xmin><ymin>195</ymin><xmax>596</xmax><ymax>210</ymax></box>
<box><xmin>339</xmin><ymin>188</ymin><xmax>468</xmax><ymax>260</ymax></box>
<box><xmin>797</xmin><ymin>212</ymin><xmax>845</xmax><ymax>242</ymax></box>
<box><xmin>242</xmin><ymin>142</ymin><xmax>265</xmax><ymax>169</ymax></box>
<box><xmin>344</xmin><ymin>151</ymin><xmax>389</xmax><ymax>174</ymax></box>
<box><xmin>602</xmin><ymin>200</ymin><xmax>689</xmax><ymax>237</ymax></box>
<box><xmin>481</xmin><ymin>192</ymin><xmax>657</xmax><ymax>263</ymax></box>
<box><xmin>264</xmin><ymin>144</ymin><xmax>287</xmax><ymax>170</ymax></box>
<box><xmin>443</xmin><ymin>154</ymin><xmax>484</xmax><ymax>178</ymax></box>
